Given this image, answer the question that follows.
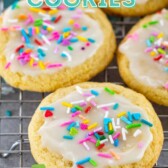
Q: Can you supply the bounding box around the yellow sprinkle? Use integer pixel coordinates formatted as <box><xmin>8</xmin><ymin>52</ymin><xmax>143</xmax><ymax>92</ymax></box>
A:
<box><xmin>39</xmin><ymin>61</ymin><xmax>45</xmax><ymax>70</ymax></box>
<box><xmin>77</xmin><ymin>36</ymin><xmax>88</xmax><ymax>42</ymax></box>
<box><xmin>49</xmin><ymin>9</ymin><xmax>58</xmax><ymax>15</ymax></box>
<box><xmin>83</xmin><ymin>119</ymin><xmax>90</xmax><ymax>124</ymax></box>
<box><xmin>117</xmin><ymin>111</ymin><xmax>126</xmax><ymax>118</ymax></box>
<box><xmin>88</xmin><ymin>123</ymin><xmax>98</xmax><ymax>130</ymax></box>
<box><xmin>30</xmin><ymin>8</ymin><xmax>46</xmax><ymax>13</ymax></box>
<box><xmin>61</xmin><ymin>102</ymin><xmax>73</xmax><ymax>108</ymax></box>
<box><xmin>63</xmin><ymin>32</ymin><xmax>70</xmax><ymax>38</ymax></box>
<box><xmin>150</xmin><ymin>51</ymin><xmax>156</xmax><ymax>57</ymax></box>
<box><xmin>68</xmin><ymin>19</ymin><xmax>75</xmax><ymax>25</ymax></box>
<box><xmin>35</xmin><ymin>27</ymin><xmax>40</xmax><ymax>34</ymax></box>
<box><xmin>78</xmin><ymin>115</ymin><xmax>86</xmax><ymax>120</ymax></box>
<box><xmin>47</xmin><ymin>27</ymin><xmax>53</xmax><ymax>32</ymax></box>
<box><xmin>29</xmin><ymin>58</ymin><xmax>34</xmax><ymax>67</ymax></box>
<box><xmin>108</xmin><ymin>122</ymin><xmax>113</xmax><ymax>131</ymax></box>
<box><xmin>157</xmin><ymin>33</ymin><xmax>164</xmax><ymax>39</ymax></box>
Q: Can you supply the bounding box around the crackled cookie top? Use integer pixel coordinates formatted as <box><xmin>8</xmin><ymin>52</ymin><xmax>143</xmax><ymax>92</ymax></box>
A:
<box><xmin>39</xmin><ymin>86</ymin><xmax>153</xmax><ymax>168</ymax></box>
<box><xmin>1</xmin><ymin>1</ymin><xmax>103</xmax><ymax>76</ymax></box>
<box><xmin>119</xmin><ymin>9</ymin><xmax>168</xmax><ymax>90</ymax></box>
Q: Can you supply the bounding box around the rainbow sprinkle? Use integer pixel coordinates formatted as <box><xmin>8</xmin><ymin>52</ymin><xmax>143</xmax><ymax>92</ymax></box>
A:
<box><xmin>40</xmin><ymin>87</ymin><xmax>154</xmax><ymax>167</ymax></box>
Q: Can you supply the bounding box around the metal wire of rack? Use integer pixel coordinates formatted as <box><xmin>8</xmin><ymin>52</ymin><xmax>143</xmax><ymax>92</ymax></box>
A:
<box><xmin>0</xmin><ymin>1</ymin><xmax>168</xmax><ymax>168</ymax></box>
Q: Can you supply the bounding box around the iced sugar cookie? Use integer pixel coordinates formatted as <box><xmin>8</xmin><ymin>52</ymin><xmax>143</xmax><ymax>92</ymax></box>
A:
<box><xmin>99</xmin><ymin>0</ymin><xmax>168</xmax><ymax>17</ymax></box>
<box><xmin>28</xmin><ymin>82</ymin><xmax>163</xmax><ymax>168</ymax></box>
<box><xmin>0</xmin><ymin>1</ymin><xmax>116</xmax><ymax>92</ymax></box>
<box><xmin>118</xmin><ymin>9</ymin><xmax>168</xmax><ymax>106</ymax></box>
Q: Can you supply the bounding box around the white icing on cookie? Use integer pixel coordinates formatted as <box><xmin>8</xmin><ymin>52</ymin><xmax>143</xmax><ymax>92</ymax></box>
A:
<box><xmin>2</xmin><ymin>1</ymin><xmax>103</xmax><ymax>76</ymax></box>
<box><xmin>119</xmin><ymin>9</ymin><xmax>168</xmax><ymax>88</ymax></box>
<box><xmin>39</xmin><ymin>87</ymin><xmax>153</xmax><ymax>167</ymax></box>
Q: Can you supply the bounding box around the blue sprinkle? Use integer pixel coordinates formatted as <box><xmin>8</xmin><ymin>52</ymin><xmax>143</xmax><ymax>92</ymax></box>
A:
<box><xmin>71</xmin><ymin>108</ymin><xmax>77</xmax><ymax>113</ymax></box>
<box><xmin>19</xmin><ymin>48</ymin><xmax>24</xmax><ymax>54</ymax></box>
<box><xmin>21</xmin><ymin>29</ymin><xmax>30</xmax><ymax>43</ymax></box>
<box><xmin>68</xmin><ymin>7</ymin><xmax>76</xmax><ymax>11</ymax></box>
<box><xmin>81</xmin><ymin>26</ymin><xmax>88</xmax><ymax>31</ymax></box>
<box><xmin>113</xmin><ymin>103</ymin><xmax>119</xmax><ymax>110</ymax></box>
<box><xmin>61</xmin><ymin>52</ymin><xmax>67</xmax><ymax>58</ymax></box>
<box><xmin>63</xmin><ymin>135</ymin><xmax>74</xmax><ymax>140</ymax></box>
<box><xmin>88</xmin><ymin>38</ymin><xmax>95</xmax><ymax>43</ymax></box>
<box><xmin>57</xmin><ymin>35</ymin><xmax>63</xmax><ymax>44</ymax></box>
<box><xmin>70</xmin><ymin>38</ymin><xmax>78</xmax><ymax>43</ymax></box>
<box><xmin>141</xmin><ymin>119</ymin><xmax>153</xmax><ymax>127</ymax></box>
<box><xmin>63</xmin><ymin>27</ymin><xmax>72</xmax><ymax>32</ymax></box>
<box><xmin>76</xmin><ymin>121</ymin><xmax>80</xmax><ymax>128</ymax></box>
<box><xmin>114</xmin><ymin>139</ymin><xmax>119</xmax><ymax>147</ymax></box>
<box><xmin>26</xmin><ymin>43</ymin><xmax>34</xmax><ymax>49</ymax></box>
<box><xmin>104</xmin><ymin>118</ymin><xmax>111</xmax><ymax>133</ymax></box>
<box><xmin>11</xmin><ymin>1</ymin><xmax>19</xmax><ymax>10</ymax></box>
<box><xmin>28</xmin><ymin>27</ymin><xmax>33</xmax><ymax>37</ymax></box>
<box><xmin>67</xmin><ymin>122</ymin><xmax>76</xmax><ymax>131</ymax></box>
<box><xmin>76</xmin><ymin>157</ymin><xmax>91</xmax><ymax>165</ymax></box>
<box><xmin>42</xmin><ymin>25</ymin><xmax>47</xmax><ymax>30</ymax></box>
<box><xmin>94</xmin><ymin>133</ymin><xmax>100</xmax><ymax>139</ymax></box>
<box><xmin>132</xmin><ymin>113</ymin><xmax>141</xmax><ymax>120</ymax></box>
<box><xmin>90</xmin><ymin>90</ymin><xmax>99</xmax><ymax>96</ymax></box>
<box><xmin>51</xmin><ymin>17</ymin><xmax>56</xmax><ymax>22</ymax></box>
<box><xmin>127</xmin><ymin>111</ymin><xmax>133</xmax><ymax>122</ymax></box>
<box><xmin>121</xmin><ymin>116</ymin><xmax>132</xmax><ymax>125</ymax></box>
<box><xmin>164</xmin><ymin>67</ymin><xmax>168</xmax><ymax>72</ymax></box>
<box><xmin>146</xmin><ymin>40</ymin><xmax>152</xmax><ymax>47</ymax></box>
<box><xmin>40</xmin><ymin>107</ymin><xmax>55</xmax><ymax>111</ymax></box>
<box><xmin>5</xmin><ymin>110</ymin><xmax>12</xmax><ymax>117</ymax></box>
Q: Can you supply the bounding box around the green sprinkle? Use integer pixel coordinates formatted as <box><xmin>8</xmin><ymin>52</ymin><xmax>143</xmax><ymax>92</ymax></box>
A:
<box><xmin>126</xmin><ymin>123</ymin><xmax>142</xmax><ymax>129</ymax></box>
<box><xmin>148</xmin><ymin>20</ymin><xmax>159</xmax><ymax>25</ymax></box>
<box><xmin>100</xmin><ymin>135</ymin><xmax>106</xmax><ymax>140</ymax></box>
<box><xmin>68</xmin><ymin>46</ymin><xmax>73</xmax><ymax>51</ymax></box>
<box><xmin>104</xmin><ymin>87</ymin><xmax>115</xmax><ymax>95</ymax></box>
<box><xmin>70</xmin><ymin>127</ymin><xmax>78</xmax><ymax>136</ymax></box>
<box><xmin>74</xmin><ymin>105</ymin><xmax>83</xmax><ymax>111</ymax></box>
<box><xmin>34</xmin><ymin>19</ymin><xmax>43</xmax><ymax>27</ymax></box>
<box><xmin>108</xmin><ymin>130</ymin><xmax>114</xmax><ymax>135</ymax></box>
<box><xmin>149</xmin><ymin>36</ymin><xmax>155</xmax><ymax>43</ymax></box>
<box><xmin>142</xmin><ymin>24</ymin><xmax>148</xmax><ymax>28</ymax></box>
<box><xmin>89</xmin><ymin>159</ymin><xmax>98</xmax><ymax>167</ymax></box>
<box><xmin>96</xmin><ymin>140</ymin><xmax>100</xmax><ymax>147</ymax></box>
<box><xmin>32</xmin><ymin>164</ymin><xmax>45</xmax><ymax>168</ymax></box>
<box><xmin>158</xmin><ymin>48</ymin><xmax>166</xmax><ymax>54</ymax></box>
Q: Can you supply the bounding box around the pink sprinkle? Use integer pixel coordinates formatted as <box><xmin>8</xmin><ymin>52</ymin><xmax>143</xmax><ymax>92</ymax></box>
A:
<box><xmin>47</xmin><ymin>64</ymin><xmax>63</xmax><ymax>69</ymax></box>
<box><xmin>127</xmin><ymin>33</ymin><xmax>139</xmax><ymax>41</ymax></box>
<box><xmin>89</xmin><ymin>137</ymin><xmax>96</xmax><ymax>144</ymax></box>
<box><xmin>1</xmin><ymin>27</ymin><xmax>8</xmax><ymax>31</ymax></box>
<box><xmin>145</xmin><ymin>47</ymin><xmax>153</xmax><ymax>53</ymax></box>
<box><xmin>164</xmin><ymin>82</ymin><xmax>168</xmax><ymax>90</ymax></box>
<box><xmin>79</xmin><ymin>137</ymin><xmax>91</xmax><ymax>144</ymax></box>
<box><xmin>58</xmin><ymin>4</ymin><xmax>67</xmax><ymax>10</ymax></box>
<box><xmin>138</xmin><ymin>142</ymin><xmax>144</xmax><ymax>149</ymax></box>
<box><xmin>5</xmin><ymin>62</ymin><xmax>11</xmax><ymax>69</ymax></box>
<box><xmin>76</xmin><ymin>9</ymin><xmax>83</xmax><ymax>14</ymax></box>
<box><xmin>54</xmin><ymin>47</ymin><xmax>59</xmax><ymax>54</ymax></box>
<box><xmin>88</xmin><ymin>127</ymin><xmax>102</xmax><ymax>136</ymax></box>
<box><xmin>74</xmin><ymin>23</ymin><xmax>81</xmax><ymax>29</ymax></box>
<box><xmin>12</xmin><ymin>25</ymin><xmax>22</xmax><ymax>31</ymax></box>
<box><xmin>80</xmin><ymin>102</ymin><xmax>87</xmax><ymax>107</ymax></box>
<box><xmin>98</xmin><ymin>153</ymin><xmax>112</xmax><ymax>159</ymax></box>
<box><xmin>86</xmin><ymin>42</ymin><xmax>90</xmax><ymax>47</ymax></box>
<box><xmin>151</xmin><ymin>32</ymin><xmax>159</xmax><ymax>36</ymax></box>
<box><xmin>80</xmin><ymin>123</ymin><xmax>88</xmax><ymax>130</ymax></box>
<box><xmin>33</xmin><ymin>63</ymin><xmax>38</xmax><ymax>67</ymax></box>
<box><xmin>60</xmin><ymin>120</ymin><xmax>75</xmax><ymax>127</ymax></box>
<box><xmin>90</xmin><ymin>100</ymin><xmax>97</xmax><ymax>107</ymax></box>
<box><xmin>102</xmin><ymin>107</ymin><xmax>109</xmax><ymax>111</ymax></box>
<box><xmin>72</xmin><ymin>15</ymin><xmax>82</xmax><ymax>19</ymax></box>
<box><xmin>82</xmin><ymin>93</ymin><xmax>92</xmax><ymax>97</ymax></box>
<box><xmin>71</xmin><ymin>111</ymin><xmax>81</xmax><ymax>117</ymax></box>
<box><xmin>113</xmin><ymin>132</ymin><xmax>121</xmax><ymax>140</ymax></box>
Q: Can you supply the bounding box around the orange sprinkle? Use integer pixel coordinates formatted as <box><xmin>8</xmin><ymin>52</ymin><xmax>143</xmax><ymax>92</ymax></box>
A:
<box><xmin>78</xmin><ymin>115</ymin><xmax>86</xmax><ymax>120</ymax></box>
<box><xmin>110</xmin><ymin>150</ymin><xmax>120</xmax><ymax>160</ymax></box>
<box><xmin>25</xmin><ymin>49</ymin><xmax>32</xmax><ymax>53</ymax></box>
<box><xmin>18</xmin><ymin>14</ymin><xmax>27</xmax><ymax>20</ymax></box>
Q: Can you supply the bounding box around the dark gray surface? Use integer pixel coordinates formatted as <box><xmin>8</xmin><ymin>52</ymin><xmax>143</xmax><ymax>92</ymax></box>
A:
<box><xmin>0</xmin><ymin>0</ymin><xmax>168</xmax><ymax>168</ymax></box>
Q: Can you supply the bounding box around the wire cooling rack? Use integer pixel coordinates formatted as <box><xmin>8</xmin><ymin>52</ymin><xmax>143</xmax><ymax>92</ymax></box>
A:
<box><xmin>0</xmin><ymin>1</ymin><xmax>168</xmax><ymax>168</ymax></box>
